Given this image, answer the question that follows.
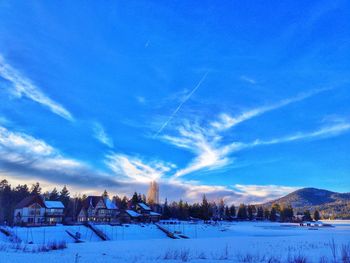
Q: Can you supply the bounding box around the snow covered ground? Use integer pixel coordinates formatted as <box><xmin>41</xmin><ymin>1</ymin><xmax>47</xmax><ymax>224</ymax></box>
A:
<box><xmin>0</xmin><ymin>221</ymin><xmax>349</xmax><ymax>262</ymax></box>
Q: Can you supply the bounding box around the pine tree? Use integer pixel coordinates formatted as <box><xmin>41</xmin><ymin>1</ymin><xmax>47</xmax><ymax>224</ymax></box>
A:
<box><xmin>59</xmin><ymin>185</ymin><xmax>70</xmax><ymax>208</ymax></box>
<box><xmin>237</xmin><ymin>204</ymin><xmax>248</xmax><ymax>220</ymax></box>
<box><xmin>30</xmin><ymin>182</ymin><xmax>41</xmax><ymax>196</ymax></box>
<box><xmin>120</xmin><ymin>196</ymin><xmax>128</xmax><ymax>210</ymax></box>
<box><xmin>247</xmin><ymin>205</ymin><xmax>255</xmax><ymax>220</ymax></box>
<box><xmin>229</xmin><ymin>205</ymin><xmax>236</xmax><ymax>217</ymax></box>
<box><xmin>269</xmin><ymin>207</ymin><xmax>277</xmax><ymax>221</ymax></box>
<box><xmin>256</xmin><ymin>207</ymin><xmax>264</xmax><ymax>220</ymax></box>
<box><xmin>264</xmin><ymin>208</ymin><xmax>270</xmax><ymax>220</ymax></box>
<box><xmin>201</xmin><ymin>195</ymin><xmax>210</xmax><ymax>221</ymax></box>
<box><xmin>313</xmin><ymin>210</ymin><xmax>320</xmax><ymax>221</ymax></box>
<box><xmin>303</xmin><ymin>210</ymin><xmax>312</xmax><ymax>221</ymax></box>
<box><xmin>131</xmin><ymin>192</ymin><xmax>139</xmax><ymax>206</ymax></box>
<box><xmin>225</xmin><ymin>206</ymin><xmax>230</xmax><ymax>219</ymax></box>
<box><xmin>49</xmin><ymin>188</ymin><xmax>59</xmax><ymax>201</ymax></box>
<box><xmin>162</xmin><ymin>198</ymin><xmax>172</xmax><ymax>219</ymax></box>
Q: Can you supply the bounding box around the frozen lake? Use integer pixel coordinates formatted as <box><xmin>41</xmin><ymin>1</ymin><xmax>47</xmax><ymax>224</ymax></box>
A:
<box><xmin>0</xmin><ymin>221</ymin><xmax>349</xmax><ymax>262</ymax></box>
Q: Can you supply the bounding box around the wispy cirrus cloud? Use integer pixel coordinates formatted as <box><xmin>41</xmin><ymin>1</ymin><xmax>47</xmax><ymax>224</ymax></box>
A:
<box><xmin>248</xmin><ymin>122</ymin><xmax>350</xmax><ymax>147</ymax></box>
<box><xmin>105</xmin><ymin>153</ymin><xmax>176</xmax><ymax>183</ymax></box>
<box><xmin>160</xmin><ymin>86</ymin><xmax>349</xmax><ymax>178</ymax></box>
<box><xmin>153</xmin><ymin>72</ymin><xmax>208</xmax><ymax>138</ymax></box>
<box><xmin>92</xmin><ymin>122</ymin><xmax>114</xmax><ymax>148</ymax></box>
<box><xmin>211</xmin><ymin>88</ymin><xmax>330</xmax><ymax>131</ymax></box>
<box><xmin>0</xmin><ymin>124</ymin><xmax>299</xmax><ymax>204</ymax></box>
<box><xmin>0</xmin><ymin>55</ymin><xmax>74</xmax><ymax>121</ymax></box>
<box><xmin>240</xmin><ymin>75</ymin><xmax>257</xmax><ymax>85</ymax></box>
<box><xmin>163</xmin><ymin>122</ymin><xmax>238</xmax><ymax>177</ymax></box>
<box><xmin>164</xmin><ymin>120</ymin><xmax>350</xmax><ymax>178</ymax></box>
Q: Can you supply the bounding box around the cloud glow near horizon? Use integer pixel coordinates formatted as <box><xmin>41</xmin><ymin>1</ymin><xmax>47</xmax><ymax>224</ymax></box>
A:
<box><xmin>0</xmin><ymin>1</ymin><xmax>349</xmax><ymax>204</ymax></box>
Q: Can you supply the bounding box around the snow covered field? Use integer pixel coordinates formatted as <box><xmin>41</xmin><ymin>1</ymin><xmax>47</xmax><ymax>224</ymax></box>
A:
<box><xmin>0</xmin><ymin>221</ymin><xmax>349</xmax><ymax>262</ymax></box>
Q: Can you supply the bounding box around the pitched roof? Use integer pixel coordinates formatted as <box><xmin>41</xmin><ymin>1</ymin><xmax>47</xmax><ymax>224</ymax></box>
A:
<box><xmin>81</xmin><ymin>196</ymin><xmax>104</xmax><ymax>209</ymax></box>
<box><xmin>15</xmin><ymin>195</ymin><xmax>45</xmax><ymax>209</ymax></box>
<box><xmin>104</xmin><ymin>197</ymin><xmax>118</xmax><ymax>210</ymax></box>
<box><xmin>44</xmin><ymin>201</ymin><xmax>65</xmax><ymax>209</ymax></box>
<box><xmin>81</xmin><ymin>196</ymin><xmax>118</xmax><ymax>210</ymax></box>
<box><xmin>125</xmin><ymin>210</ymin><xmax>141</xmax><ymax>218</ymax></box>
<box><xmin>137</xmin><ymin>202</ymin><xmax>151</xmax><ymax>211</ymax></box>
<box><xmin>150</xmin><ymin>211</ymin><xmax>161</xmax><ymax>216</ymax></box>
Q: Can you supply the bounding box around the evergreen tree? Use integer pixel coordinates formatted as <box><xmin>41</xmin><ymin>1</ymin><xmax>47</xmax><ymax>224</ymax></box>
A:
<box><xmin>313</xmin><ymin>210</ymin><xmax>320</xmax><ymax>221</ymax></box>
<box><xmin>30</xmin><ymin>182</ymin><xmax>41</xmax><ymax>196</ymax></box>
<box><xmin>225</xmin><ymin>206</ymin><xmax>230</xmax><ymax>219</ymax></box>
<box><xmin>218</xmin><ymin>199</ymin><xmax>225</xmax><ymax>220</ymax></box>
<box><xmin>229</xmin><ymin>205</ymin><xmax>236</xmax><ymax>217</ymax></box>
<box><xmin>280</xmin><ymin>205</ymin><xmax>294</xmax><ymax>222</ymax></box>
<box><xmin>256</xmin><ymin>207</ymin><xmax>264</xmax><ymax>220</ymax></box>
<box><xmin>201</xmin><ymin>195</ymin><xmax>210</xmax><ymax>221</ymax></box>
<box><xmin>102</xmin><ymin>190</ymin><xmax>109</xmax><ymax>198</ymax></box>
<box><xmin>247</xmin><ymin>205</ymin><xmax>255</xmax><ymax>220</ymax></box>
<box><xmin>264</xmin><ymin>208</ymin><xmax>270</xmax><ymax>220</ymax></box>
<box><xmin>269</xmin><ymin>207</ymin><xmax>277</xmax><ymax>221</ymax></box>
<box><xmin>120</xmin><ymin>196</ymin><xmax>128</xmax><ymax>210</ymax></box>
<box><xmin>303</xmin><ymin>210</ymin><xmax>312</xmax><ymax>221</ymax></box>
<box><xmin>131</xmin><ymin>192</ymin><xmax>139</xmax><ymax>206</ymax></box>
<box><xmin>59</xmin><ymin>185</ymin><xmax>70</xmax><ymax>208</ymax></box>
<box><xmin>162</xmin><ymin>198</ymin><xmax>172</xmax><ymax>219</ymax></box>
<box><xmin>237</xmin><ymin>204</ymin><xmax>248</xmax><ymax>220</ymax></box>
<box><xmin>49</xmin><ymin>188</ymin><xmax>59</xmax><ymax>201</ymax></box>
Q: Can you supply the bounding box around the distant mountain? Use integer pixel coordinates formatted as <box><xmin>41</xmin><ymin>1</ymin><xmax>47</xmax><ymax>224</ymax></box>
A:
<box><xmin>262</xmin><ymin>188</ymin><xmax>350</xmax><ymax>218</ymax></box>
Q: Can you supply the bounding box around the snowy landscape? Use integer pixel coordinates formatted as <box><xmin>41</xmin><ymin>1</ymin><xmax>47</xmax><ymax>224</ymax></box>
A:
<box><xmin>1</xmin><ymin>1</ymin><xmax>350</xmax><ymax>263</ymax></box>
<box><xmin>0</xmin><ymin>221</ymin><xmax>349</xmax><ymax>263</ymax></box>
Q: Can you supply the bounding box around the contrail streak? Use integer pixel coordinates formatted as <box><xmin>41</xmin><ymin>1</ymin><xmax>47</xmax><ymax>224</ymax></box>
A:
<box><xmin>153</xmin><ymin>72</ymin><xmax>209</xmax><ymax>138</ymax></box>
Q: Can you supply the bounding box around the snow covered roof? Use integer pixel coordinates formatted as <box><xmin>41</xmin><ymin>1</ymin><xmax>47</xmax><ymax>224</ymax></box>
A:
<box><xmin>125</xmin><ymin>210</ymin><xmax>141</xmax><ymax>217</ymax></box>
<box><xmin>44</xmin><ymin>201</ymin><xmax>65</xmax><ymax>209</ymax></box>
<box><xmin>150</xmin><ymin>211</ymin><xmax>161</xmax><ymax>216</ymax></box>
<box><xmin>138</xmin><ymin>203</ymin><xmax>151</xmax><ymax>211</ymax></box>
<box><xmin>104</xmin><ymin>198</ymin><xmax>118</xmax><ymax>210</ymax></box>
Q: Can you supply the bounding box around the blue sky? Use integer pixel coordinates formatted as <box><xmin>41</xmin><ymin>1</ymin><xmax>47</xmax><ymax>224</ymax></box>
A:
<box><xmin>0</xmin><ymin>1</ymin><xmax>349</xmax><ymax>204</ymax></box>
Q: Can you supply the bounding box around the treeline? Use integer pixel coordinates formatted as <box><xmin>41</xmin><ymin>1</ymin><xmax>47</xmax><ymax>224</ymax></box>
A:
<box><xmin>0</xmin><ymin>179</ymin><xmax>324</xmax><ymax>224</ymax></box>
<box><xmin>161</xmin><ymin>196</ymin><xmax>299</xmax><ymax>222</ymax></box>
<box><xmin>0</xmin><ymin>180</ymin><xmax>70</xmax><ymax>224</ymax></box>
<box><xmin>162</xmin><ymin>197</ymin><xmax>323</xmax><ymax>222</ymax></box>
<box><xmin>0</xmin><ymin>179</ymin><xmax>153</xmax><ymax>224</ymax></box>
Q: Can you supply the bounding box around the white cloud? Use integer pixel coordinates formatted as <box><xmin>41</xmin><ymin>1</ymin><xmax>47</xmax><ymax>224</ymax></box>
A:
<box><xmin>92</xmin><ymin>122</ymin><xmax>114</xmax><ymax>148</ymax></box>
<box><xmin>136</xmin><ymin>96</ymin><xmax>146</xmax><ymax>104</ymax></box>
<box><xmin>0</xmin><ymin>55</ymin><xmax>74</xmax><ymax>121</ymax></box>
<box><xmin>211</xmin><ymin>88</ymin><xmax>330</xmax><ymax>131</ymax></box>
<box><xmin>240</xmin><ymin>75</ymin><xmax>257</xmax><ymax>84</ymax></box>
<box><xmin>162</xmin><ymin>122</ymin><xmax>238</xmax><ymax>178</ymax></box>
<box><xmin>232</xmin><ymin>184</ymin><xmax>299</xmax><ymax>204</ymax></box>
<box><xmin>0</xmin><ymin>125</ymin><xmax>300</xmax><ymax>205</ymax></box>
<box><xmin>0</xmin><ymin>125</ymin><xmax>120</xmax><ymax>188</ymax></box>
<box><xmin>243</xmin><ymin>122</ymin><xmax>350</xmax><ymax>149</ymax></box>
<box><xmin>162</xmin><ymin>115</ymin><xmax>350</xmax><ymax>178</ymax></box>
<box><xmin>106</xmin><ymin>153</ymin><xmax>175</xmax><ymax>183</ymax></box>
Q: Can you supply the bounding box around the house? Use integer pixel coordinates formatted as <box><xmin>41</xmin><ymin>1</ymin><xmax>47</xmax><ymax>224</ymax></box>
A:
<box><xmin>14</xmin><ymin>196</ymin><xmax>65</xmax><ymax>225</ymax></box>
<box><xmin>44</xmin><ymin>200</ymin><xmax>65</xmax><ymax>223</ymax></box>
<box><xmin>118</xmin><ymin>210</ymin><xmax>142</xmax><ymax>223</ymax></box>
<box><xmin>77</xmin><ymin>196</ymin><xmax>118</xmax><ymax>222</ymax></box>
<box><xmin>136</xmin><ymin>203</ymin><xmax>161</xmax><ymax>222</ymax></box>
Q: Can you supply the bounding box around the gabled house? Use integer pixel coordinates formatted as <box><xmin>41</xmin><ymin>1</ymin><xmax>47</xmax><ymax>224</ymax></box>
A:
<box><xmin>118</xmin><ymin>210</ymin><xmax>142</xmax><ymax>223</ymax></box>
<box><xmin>77</xmin><ymin>196</ymin><xmax>118</xmax><ymax>222</ymax></box>
<box><xmin>44</xmin><ymin>200</ymin><xmax>65</xmax><ymax>223</ymax></box>
<box><xmin>136</xmin><ymin>202</ymin><xmax>161</xmax><ymax>222</ymax></box>
<box><xmin>14</xmin><ymin>196</ymin><xmax>65</xmax><ymax>225</ymax></box>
